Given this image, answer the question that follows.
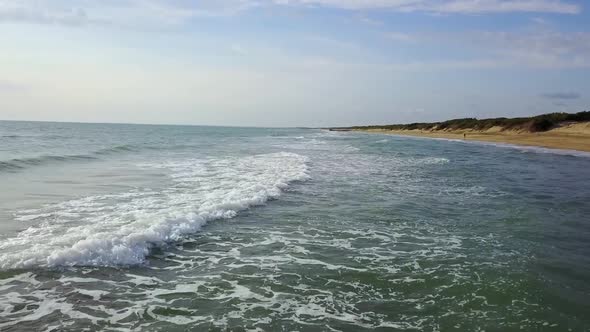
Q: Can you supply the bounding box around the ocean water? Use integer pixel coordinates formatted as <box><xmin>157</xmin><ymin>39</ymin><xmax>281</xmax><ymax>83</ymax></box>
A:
<box><xmin>1</xmin><ymin>121</ymin><xmax>589</xmax><ymax>331</ymax></box>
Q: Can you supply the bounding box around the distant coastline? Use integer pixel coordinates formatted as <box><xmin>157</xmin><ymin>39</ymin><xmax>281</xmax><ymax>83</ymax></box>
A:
<box><xmin>330</xmin><ymin>111</ymin><xmax>590</xmax><ymax>152</ymax></box>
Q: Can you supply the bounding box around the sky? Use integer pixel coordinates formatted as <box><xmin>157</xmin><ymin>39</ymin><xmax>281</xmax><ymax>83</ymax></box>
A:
<box><xmin>0</xmin><ymin>0</ymin><xmax>588</xmax><ymax>127</ymax></box>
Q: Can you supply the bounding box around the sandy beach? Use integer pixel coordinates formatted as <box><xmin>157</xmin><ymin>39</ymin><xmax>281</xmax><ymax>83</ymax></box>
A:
<box><xmin>349</xmin><ymin>122</ymin><xmax>590</xmax><ymax>152</ymax></box>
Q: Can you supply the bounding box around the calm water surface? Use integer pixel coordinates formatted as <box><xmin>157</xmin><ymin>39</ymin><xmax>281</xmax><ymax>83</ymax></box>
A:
<box><xmin>0</xmin><ymin>121</ymin><xmax>589</xmax><ymax>331</ymax></box>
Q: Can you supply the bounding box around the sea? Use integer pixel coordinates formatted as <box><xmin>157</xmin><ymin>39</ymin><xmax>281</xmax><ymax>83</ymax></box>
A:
<box><xmin>0</xmin><ymin>120</ymin><xmax>589</xmax><ymax>331</ymax></box>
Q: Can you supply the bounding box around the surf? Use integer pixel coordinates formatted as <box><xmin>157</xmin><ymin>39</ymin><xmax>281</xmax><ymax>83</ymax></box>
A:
<box><xmin>0</xmin><ymin>152</ymin><xmax>309</xmax><ymax>269</ymax></box>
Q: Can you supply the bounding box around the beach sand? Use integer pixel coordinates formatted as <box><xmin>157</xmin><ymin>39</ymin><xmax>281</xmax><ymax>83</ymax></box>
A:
<box><xmin>353</xmin><ymin>122</ymin><xmax>590</xmax><ymax>152</ymax></box>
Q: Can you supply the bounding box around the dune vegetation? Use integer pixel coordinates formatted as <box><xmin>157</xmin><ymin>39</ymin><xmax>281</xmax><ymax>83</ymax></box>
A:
<box><xmin>332</xmin><ymin>111</ymin><xmax>590</xmax><ymax>133</ymax></box>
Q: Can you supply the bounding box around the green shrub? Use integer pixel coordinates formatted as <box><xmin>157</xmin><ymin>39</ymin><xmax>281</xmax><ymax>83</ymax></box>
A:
<box><xmin>336</xmin><ymin>110</ymin><xmax>589</xmax><ymax>132</ymax></box>
<box><xmin>529</xmin><ymin>118</ymin><xmax>555</xmax><ymax>132</ymax></box>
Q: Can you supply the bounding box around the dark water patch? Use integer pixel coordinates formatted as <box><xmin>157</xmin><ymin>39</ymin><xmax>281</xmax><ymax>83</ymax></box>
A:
<box><xmin>0</xmin><ymin>161</ymin><xmax>25</xmax><ymax>171</ymax></box>
<box><xmin>0</xmin><ymin>154</ymin><xmax>98</xmax><ymax>172</ymax></box>
<box><xmin>0</xmin><ymin>145</ymin><xmax>145</xmax><ymax>173</ymax></box>
<box><xmin>0</xmin><ymin>134</ymin><xmax>72</xmax><ymax>140</ymax></box>
<box><xmin>94</xmin><ymin>144</ymin><xmax>138</xmax><ymax>155</ymax></box>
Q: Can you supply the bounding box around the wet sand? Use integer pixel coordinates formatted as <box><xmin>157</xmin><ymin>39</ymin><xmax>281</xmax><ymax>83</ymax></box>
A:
<box><xmin>352</xmin><ymin>122</ymin><xmax>590</xmax><ymax>152</ymax></box>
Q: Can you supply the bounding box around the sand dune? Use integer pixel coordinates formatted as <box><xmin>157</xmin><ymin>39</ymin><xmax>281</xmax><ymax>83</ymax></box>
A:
<box><xmin>356</xmin><ymin>122</ymin><xmax>590</xmax><ymax>152</ymax></box>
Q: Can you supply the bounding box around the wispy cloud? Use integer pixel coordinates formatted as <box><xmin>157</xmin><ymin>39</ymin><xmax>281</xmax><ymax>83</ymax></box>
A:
<box><xmin>381</xmin><ymin>28</ymin><xmax>590</xmax><ymax>69</ymax></box>
<box><xmin>217</xmin><ymin>26</ymin><xmax>590</xmax><ymax>71</ymax></box>
<box><xmin>357</xmin><ymin>15</ymin><xmax>384</xmax><ymax>26</ymax></box>
<box><xmin>541</xmin><ymin>92</ymin><xmax>581</xmax><ymax>99</ymax></box>
<box><xmin>0</xmin><ymin>0</ymin><xmax>581</xmax><ymax>28</ymax></box>
<box><xmin>414</xmin><ymin>0</ymin><xmax>581</xmax><ymax>14</ymax></box>
<box><xmin>0</xmin><ymin>0</ymin><xmax>256</xmax><ymax>27</ymax></box>
<box><xmin>274</xmin><ymin>0</ymin><xmax>580</xmax><ymax>14</ymax></box>
<box><xmin>386</xmin><ymin>32</ymin><xmax>414</xmax><ymax>41</ymax></box>
<box><xmin>0</xmin><ymin>2</ymin><xmax>90</xmax><ymax>26</ymax></box>
<box><xmin>465</xmin><ymin>30</ymin><xmax>590</xmax><ymax>68</ymax></box>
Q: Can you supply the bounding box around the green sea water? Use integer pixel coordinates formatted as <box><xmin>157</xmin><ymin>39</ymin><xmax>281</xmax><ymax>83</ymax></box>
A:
<box><xmin>0</xmin><ymin>121</ymin><xmax>589</xmax><ymax>331</ymax></box>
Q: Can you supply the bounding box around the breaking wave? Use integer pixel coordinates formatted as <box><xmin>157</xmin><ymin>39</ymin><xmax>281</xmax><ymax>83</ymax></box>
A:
<box><xmin>0</xmin><ymin>152</ymin><xmax>309</xmax><ymax>269</ymax></box>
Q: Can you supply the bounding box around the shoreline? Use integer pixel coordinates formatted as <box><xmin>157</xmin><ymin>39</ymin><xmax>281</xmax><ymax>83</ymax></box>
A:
<box><xmin>343</xmin><ymin>122</ymin><xmax>590</xmax><ymax>152</ymax></box>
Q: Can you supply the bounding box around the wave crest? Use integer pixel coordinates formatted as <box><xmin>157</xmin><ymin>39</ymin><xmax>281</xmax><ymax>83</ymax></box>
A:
<box><xmin>0</xmin><ymin>145</ymin><xmax>140</xmax><ymax>172</ymax></box>
<box><xmin>0</xmin><ymin>152</ymin><xmax>309</xmax><ymax>269</ymax></box>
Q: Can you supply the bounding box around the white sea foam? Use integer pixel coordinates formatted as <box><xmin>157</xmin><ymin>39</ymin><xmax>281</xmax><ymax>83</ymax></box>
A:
<box><xmin>0</xmin><ymin>212</ymin><xmax>534</xmax><ymax>331</ymax></box>
<box><xmin>0</xmin><ymin>152</ymin><xmax>309</xmax><ymax>269</ymax></box>
<box><xmin>272</xmin><ymin>135</ymin><xmax>360</xmax><ymax>153</ymax></box>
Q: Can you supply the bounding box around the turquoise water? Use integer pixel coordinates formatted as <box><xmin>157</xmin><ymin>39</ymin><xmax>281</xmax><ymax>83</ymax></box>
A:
<box><xmin>0</xmin><ymin>121</ymin><xmax>589</xmax><ymax>331</ymax></box>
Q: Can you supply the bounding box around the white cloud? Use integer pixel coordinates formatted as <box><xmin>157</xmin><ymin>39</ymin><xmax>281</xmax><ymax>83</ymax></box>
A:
<box><xmin>0</xmin><ymin>2</ymin><xmax>90</xmax><ymax>25</ymax></box>
<box><xmin>386</xmin><ymin>31</ymin><xmax>414</xmax><ymax>41</ymax></box>
<box><xmin>274</xmin><ymin>0</ymin><xmax>581</xmax><ymax>14</ymax></box>
<box><xmin>257</xmin><ymin>28</ymin><xmax>590</xmax><ymax>69</ymax></box>
<box><xmin>378</xmin><ymin>28</ymin><xmax>590</xmax><ymax>69</ymax></box>
<box><xmin>0</xmin><ymin>0</ymin><xmax>257</xmax><ymax>27</ymax></box>
<box><xmin>465</xmin><ymin>30</ymin><xmax>590</xmax><ymax>68</ymax></box>
<box><xmin>0</xmin><ymin>0</ymin><xmax>581</xmax><ymax>28</ymax></box>
<box><xmin>417</xmin><ymin>0</ymin><xmax>581</xmax><ymax>14</ymax></box>
<box><xmin>357</xmin><ymin>15</ymin><xmax>384</xmax><ymax>26</ymax></box>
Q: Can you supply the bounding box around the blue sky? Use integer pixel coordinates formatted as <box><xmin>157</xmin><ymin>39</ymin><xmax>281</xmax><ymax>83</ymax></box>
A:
<box><xmin>0</xmin><ymin>0</ymin><xmax>588</xmax><ymax>127</ymax></box>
